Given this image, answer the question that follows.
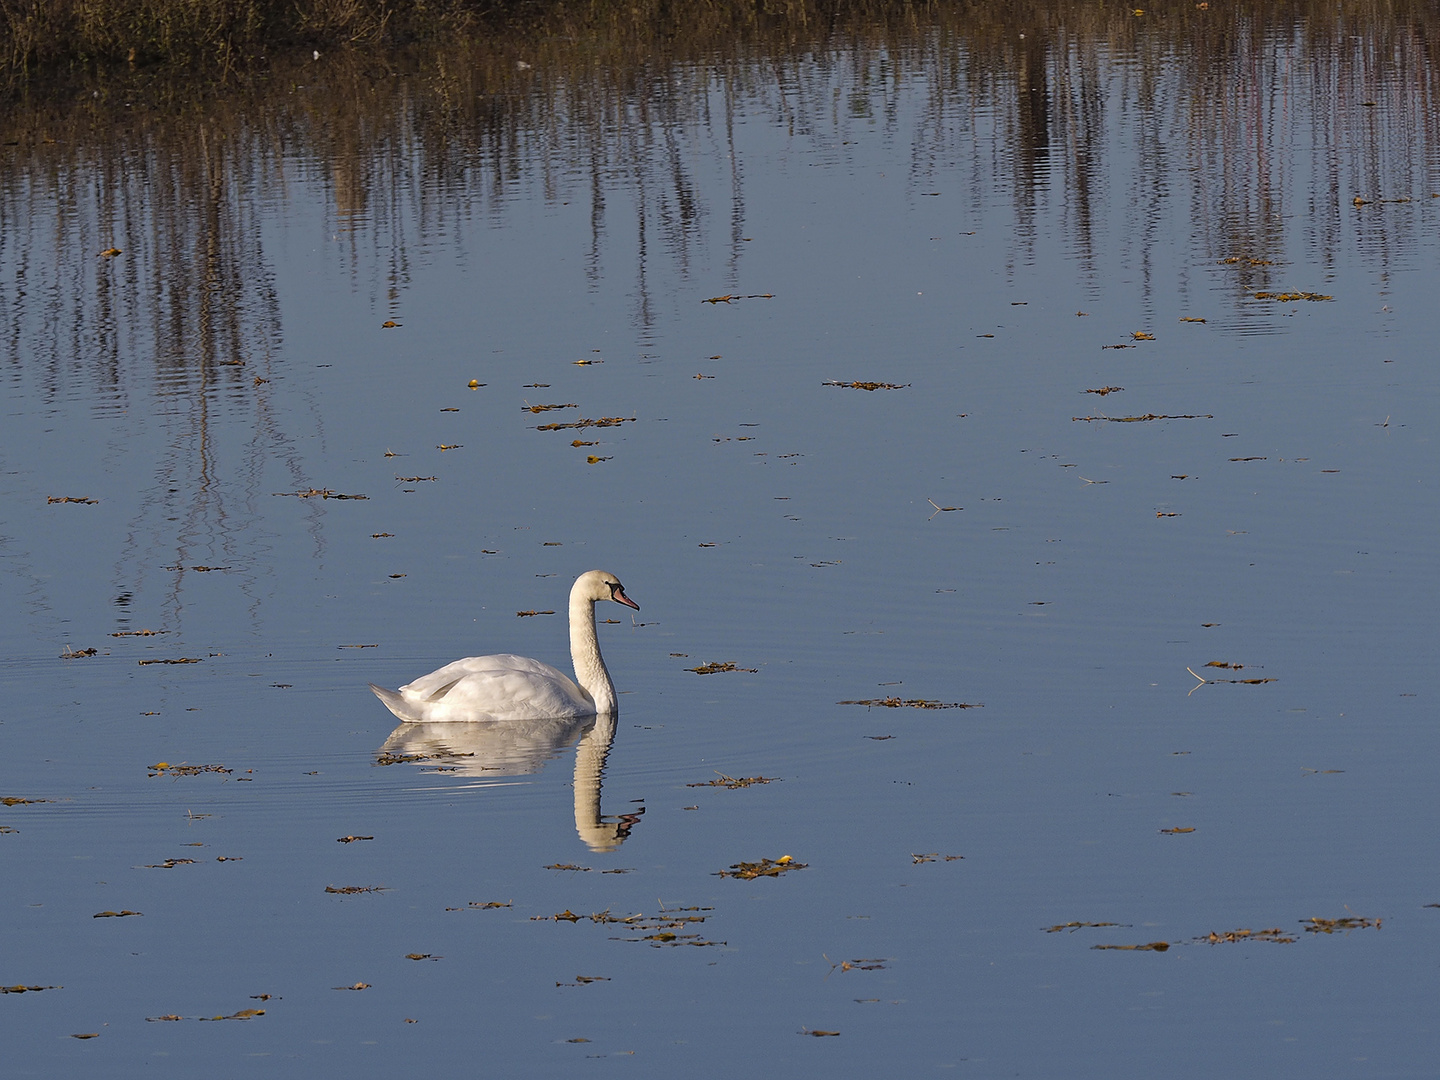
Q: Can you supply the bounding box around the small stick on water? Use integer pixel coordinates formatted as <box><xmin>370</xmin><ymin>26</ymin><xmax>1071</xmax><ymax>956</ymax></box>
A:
<box><xmin>927</xmin><ymin>499</ymin><xmax>960</xmax><ymax>519</ymax></box>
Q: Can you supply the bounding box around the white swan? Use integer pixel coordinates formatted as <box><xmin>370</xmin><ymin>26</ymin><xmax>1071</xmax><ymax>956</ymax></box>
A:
<box><xmin>368</xmin><ymin>570</ymin><xmax>639</xmax><ymax>723</ymax></box>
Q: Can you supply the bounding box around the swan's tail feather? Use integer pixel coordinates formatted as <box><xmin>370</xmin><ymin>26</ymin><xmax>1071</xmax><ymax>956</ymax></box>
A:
<box><xmin>369</xmin><ymin>683</ymin><xmax>422</xmax><ymax>722</ymax></box>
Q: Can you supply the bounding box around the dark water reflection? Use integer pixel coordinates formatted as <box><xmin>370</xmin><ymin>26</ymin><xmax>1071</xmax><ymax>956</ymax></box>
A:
<box><xmin>3</xmin><ymin>3</ymin><xmax>1440</xmax><ymax>1076</ymax></box>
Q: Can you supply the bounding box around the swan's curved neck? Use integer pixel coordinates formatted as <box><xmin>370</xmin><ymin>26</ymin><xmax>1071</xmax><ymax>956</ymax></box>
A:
<box><xmin>569</xmin><ymin>586</ymin><xmax>617</xmax><ymax>713</ymax></box>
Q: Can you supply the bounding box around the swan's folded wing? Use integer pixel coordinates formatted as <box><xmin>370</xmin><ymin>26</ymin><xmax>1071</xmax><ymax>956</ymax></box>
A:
<box><xmin>397</xmin><ymin>654</ymin><xmax>591</xmax><ymax>721</ymax></box>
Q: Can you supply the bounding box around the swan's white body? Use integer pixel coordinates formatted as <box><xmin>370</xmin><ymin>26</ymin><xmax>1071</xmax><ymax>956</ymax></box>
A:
<box><xmin>368</xmin><ymin>570</ymin><xmax>639</xmax><ymax>723</ymax></box>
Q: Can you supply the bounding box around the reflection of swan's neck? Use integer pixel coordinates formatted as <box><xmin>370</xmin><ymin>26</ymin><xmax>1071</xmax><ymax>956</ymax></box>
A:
<box><xmin>569</xmin><ymin>585</ymin><xmax>616</xmax><ymax>713</ymax></box>
<box><xmin>573</xmin><ymin>714</ymin><xmax>625</xmax><ymax>852</ymax></box>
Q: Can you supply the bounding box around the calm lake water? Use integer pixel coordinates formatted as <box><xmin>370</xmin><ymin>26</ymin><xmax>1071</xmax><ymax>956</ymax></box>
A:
<box><xmin>3</xmin><ymin>4</ymin><xmax>1439</xmax><ymax>1076</ymax></box>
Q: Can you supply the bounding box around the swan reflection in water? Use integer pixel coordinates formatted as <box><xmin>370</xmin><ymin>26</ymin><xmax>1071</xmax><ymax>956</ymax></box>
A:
<box><xmin>377</xmin><ymin>713</ymin><xmax>642</xmax><ymax>852</ymax></box>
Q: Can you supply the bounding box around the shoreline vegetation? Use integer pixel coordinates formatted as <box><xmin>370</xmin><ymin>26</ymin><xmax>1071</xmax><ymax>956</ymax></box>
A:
<box><xmin>3</xmin><ymin>0</ymin><xmax>1437</xmax><ymax>86</ymax></box>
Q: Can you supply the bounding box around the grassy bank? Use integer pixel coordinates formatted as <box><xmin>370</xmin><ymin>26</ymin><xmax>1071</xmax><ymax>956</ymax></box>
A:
<box><xmin>0</xmin><ymin>0</ymin><xmax>871</xmax><ymax>75</ymax></box>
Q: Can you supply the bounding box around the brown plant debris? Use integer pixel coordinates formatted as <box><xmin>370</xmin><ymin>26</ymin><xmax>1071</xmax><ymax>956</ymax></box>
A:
<box><xmin>1302</xmin><ymin>916</ymin><xmax>1380</xmax><ymax>934</ymax></box>
<box><xmin>143</xmin><ymin>858</ymin><xmax>199</xmax><ymax>869</ymax></box>
<box><xmin>838</xmin><ymin>697</ymin><xmax>979</xmax><ymax>709</ymax></box>
<box><xmin>395</xmin><ymin>476</ymin><xmax>437</xmax><ymax>483</ymax></box>
<box><xmin>802</xmin><ymin>1029</ymin><xmax>841</xmax><ymax>1037</ymax></box>
<box><xmin>333</xmin><ymin>983</ymin><xmax>371</xmax><ymax>991</ymax></box>
<box><xmin>1205</xmin><ymin>661</ymin><xmax>1246</xmax><ymax>669</ymax></box>
<box><xmin>686</xmin><ymin>774</ymin><xmax>777</xmax><ymax>789</ymax></box>
<box><xmin>716</xmin><ymin>855</ymin><xmax>805</xmax><ymax>880</ymax></box>
<box><xmin>1218</xmin><ymin>256</ymin><xmax>1276</xmax><ymax>266</ymax></box>
<box><xmin>374</xmin><ymin>749</ymin><xmax>474</xmax><ymax>766</ymax></box>
<box><xmin>446</xmin><ymin>901</ymin><xmax>511</xmax><ymax>911</ymax></box>
<box><xmin>110</xmin><ymin>629</ymin><xmax>167</xmax><ymax>637</ymax></box>
<box><xmin>687</xmin><ymin>661</ymin><xmax>757</xmax><ymax>674</ymax></box>
<box><xmin>1179</xmin><ymin>316</ymin><xmax>1208</xmax><ymax>322</ymax></box>
<box><xmin>1159</xmin><ymin>827</ymin><xmax>1196</xmax><ymax>835</ymax></box>
<box><xmin>93</xmin><ymin>910</ymin><xmax>142</xmax><ymax>918</ymax></box>
<box><xmin>534</xmin><ymin>416</ymin><xmax>635</xmax><ymax>432</ymax></box>
<box><xmin>1229</xmin><ymin>456</ymin><xmax>1266</xmax><ymax>462</ymax></box>
<box><xmin>516</xmin><ymin>610</ymin><xmax>556</xmax><ymax>617</ymax></box>
<box><xmin>911</xmin><ymin>853</ymin><xmax>964</xmax><ymax>864</ymax></box>
<box><xmin>1252</xmin><ymin>291</ymin><xmax>1333</xmax><ymax>301</ymax></box>
<box><xmin>702</xmin><ymin>293</ymin><xmax>774</xmax><ymax>304</ymax></box>
<box><xmin>827</xmin><ymin>956</ymin><xmax>888</xmax><ymax>974</ymax></box>
<box><xmin>47</xmin><ymin>496</ymin><xmax>97</xmax><ymax>504</ymax></box>
<box><xmin>522</xmin><ymin>403</ymin><xmax>579</xmax><ymax>413</ymax></box>
<box><xmin>60</xmin><ymin>647</ymin><xmax>97</xmax><ymax>658</ymax></box>
<box><xmin>1198</xmin><ymin>928</ymin><xmax>1296</xmax><ymax>945</ymax></box>
<box><xmin>336</xmin><ymin>835</ymin><xmax>374</xmax><ymax>843</ymax></box>
<box><xmin>325</xmin><ymin>885</ymin><xmax>387</xmax><ymax>894</ymax></box>
<box><xmin>1084</xmin><ymin>386</ymin><xmax>1124</xmax><ymax>395</ymax></box>
<box><xmin>405</xmin><ymin>954</ymin><xmax>441</xmax><ymax>961</ymax></box>
<box><xmin>1131</xmin><ymin>332</ymin><xmax>1155</xmax><ymax>340</ymax></box>
<box><xmin>1073</xmin><ymin>413</ymin><xmax>1213</xmax><ymax>423</ymax></box>
<box><xmin>149</xmin><ymin>762</ymin><xmax>231</xmax><ymax>776</ymax></box>
<box><xmin>1043</xmin><ymin>921</ymin><xmax>1129</xmax><ymax>933</ymax></box>
<box><xmin>1</xmin><ymin>797</ymin><xmax>51</xmax><ymax>806</ymax></box>
<box><xmin>71</xmin><ymin>1033</ymin><xmax>100</xmax><ymax>1039</ymax></box>
<box><xmin>199</xmin><ymin>1008</ymin><xmax>265</xmax><ymax>1021</ymax></box>
<box><xmin>1188</xmin><ymin>666</ymin><xmax>1276</xmax><ymax>686</ymax></box>
<box><xmin>2</xmin><ymin>984</ymin><xmax>60</xmax><ymax>993</ymax></box>
<box><xmin>1092</xmin><ymin>941</ymin><xmax>1171</xmax><ymax>951</ymax></box>
<box><xmin>274</xmin><ymin>489</ymin><xmax>368</xmax><ymax>499</ymax></box>
<box><xmin>823</xmin><ymin>380</ymin><xmax>909</xmax><ymax>391</ymax></box>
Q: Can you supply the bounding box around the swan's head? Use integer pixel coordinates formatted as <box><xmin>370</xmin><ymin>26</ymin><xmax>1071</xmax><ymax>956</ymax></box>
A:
<box><xmin>573</xmin><ymin>569</ymin><xmax>640</xmax><ymax>611</ymax></box>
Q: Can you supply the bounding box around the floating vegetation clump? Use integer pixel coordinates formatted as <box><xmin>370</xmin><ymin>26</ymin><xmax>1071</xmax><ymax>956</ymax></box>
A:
<box><xmin>716</xmin><ymin>855</ymin><xmax>805</xmax><ymax>880</ymax></box>
<box><xmin>838</xmin><ymin>697</ymin><xmax>979</xmax><ymax>709</ymax></box>
<box><xmin>823</xmin><ymin>380</ymin><xmax>909</xmax><ymax>390</ymax></box>
<box><xmin>516</xmin><ymin>609</ymin><xmax>556</xmax><ymax>617</ymax></box>
<box><xmin>1084</xmin><ymin>386</ymin><xmax>1124</xmax><ymax>395</ymax></box>
<box><xmin>273</xmin><ymin>489</ymin><xmax>368</xmax><ymax>499</ymax></box>
<box><xmin>1187</xmin><ymin>666</ymin><xmax>1276</xmax><ymax>686</ymax></box>
<box><xmin>911</xmin><ymin>852</ymin><xmax>963</xmax><ymax>864</ymax></box>
<box><xmin>686</xmin><ymin>774</ymin><xmax>777</xmax><ymax>789</ymax></box>
<box><xmin>1044</xmin><ymin>921</ymin><xmax>1129</xmax><ymax>933</ymax></box>
<box><xmin>138</xmin><ymin>657</ymin><xmax>203</xmax><ymax>665</ymax></box>
<box><xmin>1303</xmin><ymin>915</ymin><xmax>1380</xmax><ymax>933</ymax></box>
<box><xmin>60</xmin><ymin>646</ymin><xmax>97</xmax><ymax>658</ymax></box>
<box><xmin>702</xmin><ymin>293</ymin><xmax>773</xmax><ymax>304</ymax></box>
<box><xmin>1159</xmin><ymin>827</ymin><xmax>1196</xmax><ymax>834</ymax></box>
<box><xmin>148</xmin><ymin>762</ymin><xmax>230</xmax><ymax>776</ymax></box>
<box><xmin>374</xmin><ymin>750</ymin><xmax>474</xmax><ymax>766</ymax></box>
<box><xmin>446</xmin><ymin>901</ymin><xmax>511</xmax><ymax>910</ymax></box>
<box><xmin>1252</xmin><ymin>291</ymin><xmax>1333</xmax><ymax>301</ymax></box>
<box><xmin>336</xmin><ymin>835</ymin><xmax>374</xmax><ymax>844</ymax></box>
<box><xmin>1073</xmin><ymin>413</ymin><xmax>1213</xmax><ymax>423</ymax></box>
<box><xmin>531</xmin><ymin>904</ymin><xmax>723</xmax><ymax>947</ymax></box>
<box><xmin>534</xmin><ymin>416</ymin><xmax>635</xmax><ymax>432</ymax></box>
<box><xmin>1</xmin><ymin>796</ymin><xmax>51</xmax><ymax>805</ymax></box>
<box><xmin>687</xmin><ymin>661</ymin><xmax>757</xmax><ymax>674</ymax></box>
<box><xmin>1092</xmin><ymin>941</ymin><xmax>1171</xmax><ymax>951</ymax></box>
<box><xmin>1199</xmin><ymin>928</ymin><xmax>1297</xmax><ymax>944</ymax></box>
<box><xmin>523</xmin><ymin>403</ymin><xmax>578</xmax><ymax>413</ymax></box>
<box><xmin>325</xmin><ymin>884</ymin><xmax>387</xmax><ymax>894</ymax></box>
<box><xmin>2</xmin><ymin>984</ymin><xmax>61</xmax><ymax>993</ymax></box>
<box><xmin>93</xmin><ymin>910</ymin><xmax>142</xmax><ymax>918</ymax></box>
<box><xmin>47</xmin><ymin>496</ymin><xmax>96</xmax><ymax>504</ymax></box>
